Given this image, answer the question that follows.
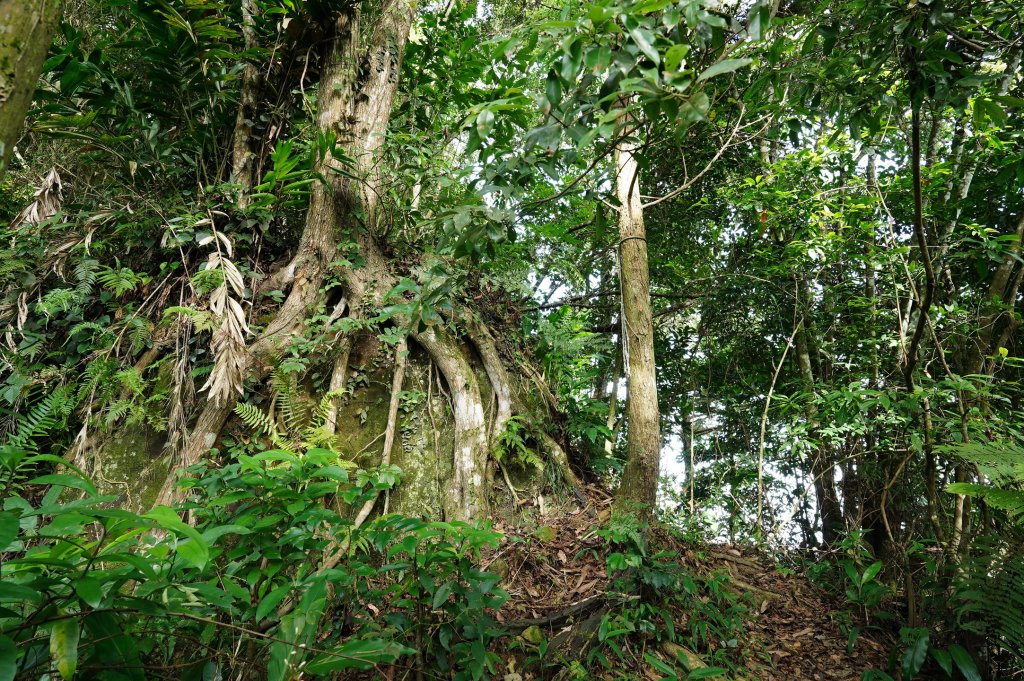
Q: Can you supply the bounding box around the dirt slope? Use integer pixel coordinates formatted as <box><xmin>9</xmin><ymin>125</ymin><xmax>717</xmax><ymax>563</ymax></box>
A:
<box><xmin>485</xmin><ymin>486</ymin><xmax>890</xmax><ymax>680</ymax></box>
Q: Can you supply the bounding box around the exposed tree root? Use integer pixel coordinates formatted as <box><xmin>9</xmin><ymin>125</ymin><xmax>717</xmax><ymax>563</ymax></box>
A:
<box><xmin>504</xmin><ymin>594</ymin><xmax>608</xmax><ymax>630</ymax></box>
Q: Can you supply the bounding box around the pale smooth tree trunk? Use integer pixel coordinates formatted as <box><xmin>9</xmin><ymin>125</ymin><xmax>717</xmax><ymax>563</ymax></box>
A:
<box><xmin>613</xmin><ymin>133</ymin><xmax>661</xmax><ymax>514</ymax></box>
<box><xmin>0</xmin><ymin>0</ymin><xmax>62</xmax><ymax>176</ymax></box>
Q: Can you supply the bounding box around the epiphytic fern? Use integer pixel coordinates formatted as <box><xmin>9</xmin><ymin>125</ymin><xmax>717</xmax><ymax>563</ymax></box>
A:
<box><xmin>235</xmin><ymin>381</ymin><xmax>342</xmax><ymax>451</ymax></box>
<box><xmin>97</xmin><ymin>261</ymin><xmax>147</xmax><ymax>298</ymax></box>
<box><xmin>234</xmin><ymin>401</ymin><xmax>288</xmax><ymax>449</ymax></box>
<box><xmin>270</xmin><ymin>368</ymin><xmax>311</xmax><ymax>436</ymax></box>
<box><xmin>495</xmin><ymin>416</ymin><xmax>544</xmax><ymax>473</ymax></box>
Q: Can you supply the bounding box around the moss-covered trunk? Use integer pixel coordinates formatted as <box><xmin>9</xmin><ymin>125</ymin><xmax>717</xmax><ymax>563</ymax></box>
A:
<box><xmin>0</xmin><ymin>0</ymin><xmax>62</xmax><ymax>176</ymax></box>
<box><xmin>72</xmin><ymin>4</ymin><xmax>571</xmax><ymax>523</ymax></box>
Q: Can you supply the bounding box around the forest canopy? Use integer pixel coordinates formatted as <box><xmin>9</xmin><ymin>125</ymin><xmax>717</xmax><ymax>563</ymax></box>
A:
<box><xmin>0</xmin><ymin>0</ymin><xmax>1022</xmax><ymax>679</ymax></box>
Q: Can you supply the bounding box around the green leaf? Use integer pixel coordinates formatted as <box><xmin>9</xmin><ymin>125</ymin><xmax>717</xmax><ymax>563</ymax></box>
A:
<box><xmin>949</xmin><ymin>644</ymin><xmax>981</xmax><ymax>681</ymax></box>
<box><xmin>144</xmin><ymin>506</ymin><xmax>209</xmax><ymax>568</ymax></box>
<box><xmin>665</xmin><ymin>44</ymin><xmax>690</xmax><ymax>73</ymax></box>
<box><xmin>644</xmin><ymin>652</ymin><xmax>677</xmax><ymax>677</ymax></box>
<box><xmin>0</xmin><ymin>636</ymin><xmax>16</xmax><ymax>681</ymax></box>
<box><xmin>256</xmin><ymin>584</ymin><xmax>291</xmax><ymax>622</ymax></box>
<box><xmin>746</xmin><ymin>1</ymin><xmax>770</xmax><ymax>41</ymax></box>
<box><xmin>476</xmin><ymin>109</ymin><xmax>495</xmax><ymax>138</ymax></box>
<box><xmin>304</xmin><ymin>639</ymin><xmax>414</xmax><ymax>673</ymax></box>
<box><xmin>0</xmin><ymin>511</ymin><xmax>18</xmax><ymax>552</ymax></box>
<box><xmin>696</xmin><ymin>58</ymin><xmax>752</xmax><ymax>82</ymax></box>
<box><xmin>200</xmin><ymin>524</ymin><xmax>252</xmax><ymax>544</ymax></box>
<box><xmin>902</xmin><ymin>631</ymin><xmax>928</xmax><ymax>680</ymax></box>
<box><xmin>0</xmin><ymin>582</ymin><xmax>42</xmax><ymax>603</ymax></box>
<box><xmin>83</xmin><ymin>611</ymin><xmax>143</xmax><ymax>680</ymax></box>
<box><xmin>847</xmin><ymin>627</ymin><xmax>861</xmax><ymax>654</ymax></box>
<box><xmin>546</xmin><ymin>70</ymin><xmax>562</xmax><ymax>108</ymax></box>
<box><xmin>28</xmin><ymin>473</ymin><xmax>97</xmax><ymax>496</ymax></box>
<box><xmin>688</xmin><ymin>668</ymin><xmax>728</xmax><ymax>679</ymax></box>
<box><xmin>629</xmin><ymin>28</ymin><xmax>660</xmax><ymax>65</ymax></box>
<box><xmin>861</xmin><ymin>562</ymin><xmax>882</xmax><ymax>585</ymax></box>
<box><xmin>930</xmin><ymin>647</ymin><xmax>952</xmax><ymax>676</ymax></box>
<box><xmin>50</xmin><ymin>616</ymin><xmax>80</xmax><ymax>680</ymax></box>
<box><xmin>75</xmin><ymin>576</ymin><xmax>104</xmax><ymax>608</ymax></box>
<box><xmin>432</xmin><ymin>582</ymin><xmax>452</xmax><ymax>610</ymax></box>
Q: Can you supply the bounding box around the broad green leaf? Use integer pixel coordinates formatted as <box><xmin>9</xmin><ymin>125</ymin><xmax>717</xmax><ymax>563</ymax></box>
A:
<box><xmin>949</xmin><ymin>644</ymin><xmax>981</xmax><ymax>681</ymax></box>
<box><xmin>665</xmin><ymin>44</ymin><xmax>690</xmax><ymax>72</ymax></box>
<box><xmin>901</xmin><ymin>631</ymin><xmax>928</xmax><ymax>680</ymax></box>
<box><xmin>0</xmin><ymin>582</ymin><xmax>42</xmax><ymax>603</ymax></box>
<box><xmin>28</xmin><ymin>474</ymin><xmax>97</xmax><ymax>496</ymax></box>
<box><xmin>75</xmin><ymin>576</ymin><xmax>104</xmax><ymax>608</ymax></box>
<box><xmin>144</xmin><ymin>506</ymin><xmax>209</xmax><ymax>568</ymax></box>
<box><xmin>688</xmin><ymin>668</ymin><xmax>728</xmax><ymax>679</ymax></box>
<box><xmin>200</xmin><ymin>524</ymin><xmax>252</xmax><ymax>543</ymax></box>
<box><xmin>256</xmin><ymin>584</ymin><xmax>291</xmax><ymax>622</ymax></box>
<box><xmin>476</xmin><ymin>109</ymin><xmax>495</xmax><ymax>138</ymax></box>
<box><xmin>432</xmin><ymin>582</ymin><xmax>452</xmax><ymax>610</ymax></box>
<box><xmin>546</xmin><ymin>70</ymin><xmax>561</xmax><ymax>107</ymax></box>
<box><xmin>861</xmin><ymin>562</ymin><xmax>882</xmax><ymax>585</ymax></box>
<box><xmin>629</xmin><ymin>28</ymin><xmax>660</xmax><ymax>65</ymax></box>
<box><xmin>0</xmin><ymin>636</ymin><xmax>15</xmax><ymax>681</ymax></box>
<box><xmin>50</xmin><ymin>616</ymin><xmax>80</xmax><ymax>680</ymax></box>
<box><xmin>696</xmin><ymin>58</ymin><xmax>752</xmax><ymax>82</ymax></box>
<box><xmin>930</xmin><ymin>647</ymin><xmax>952</xmax><ymax>676</ymax></box>
<box><xmin>304</xmin><ymin>639</ymin><xmax>414</xmax><ymax>673</ymax></box>
<box><xmin>0</xmin><ymin>511</ymin><xmax>18</xmax><ymax>552</ymax></box>
<box><xmin>84</xmin><ymin>612</ymin><xmax>144</xmax><ymax>681</ymax></box>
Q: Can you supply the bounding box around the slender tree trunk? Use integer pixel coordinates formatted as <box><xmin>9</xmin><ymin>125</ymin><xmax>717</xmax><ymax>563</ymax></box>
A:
<box><xmin>0</xmin><ymin>0</ymin><xmax>62</xmax><ymax>177</ymax></box>
<box><xmin>604</xmin><ymin>334</ymin><xmax>623</xmax><ymax>457</ymax></box>
<box><xmin>794</xmin><ymin>307</ymin><xmax>842</xmax><ymax>544</ymax></box>
<box><xmin>614</xmin><ymin>132</ymin><xmax>661</xmax><ymax>515</ymax></box>
<box><xmin>230</xmin><ymin>0</ymin><xmax>260</xmax><ymax>206</ymax></box>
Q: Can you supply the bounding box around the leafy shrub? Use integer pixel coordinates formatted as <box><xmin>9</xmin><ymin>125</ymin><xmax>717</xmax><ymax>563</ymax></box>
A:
<box><xmin>585</xmin><ymin>512</ymin><xmax>747</xmax><ymax>678</ymax></box>
<box><xmin>0</xmin><ymin>444</ymin><xmax>505</xmax><ymax>680</ymax></box>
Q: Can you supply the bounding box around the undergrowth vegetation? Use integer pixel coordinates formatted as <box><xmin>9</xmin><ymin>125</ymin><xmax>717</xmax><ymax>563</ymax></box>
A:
<box><xmin>1</xmin><ymin>0</ymin><xmax>1023</xmax><ymax>679</ymax></box>
<box><xmin>0</xmin><ymin>443</ymin><xmax>753</xmax><ymax>681</ymax></box>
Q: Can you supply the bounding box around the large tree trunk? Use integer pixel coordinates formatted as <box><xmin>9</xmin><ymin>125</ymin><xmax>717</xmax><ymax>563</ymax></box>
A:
<box><xmin>0</xmin><ymin>0</ymin><xmax>62</xmax><ymax>177</ymax></box>
<box><xmin>154</xmin><ymin>3</ymin><xmax>416</xmax><ymax>507</ymax></box>
<box><xmin>143</xmin><ymin>2</ymin><xmax>563</xmax><ymax>522</ymax></box>
<box><xmin>614</xmin><ymin>133</ymin><xmax>661</xmax><ymax>515</ymax></box>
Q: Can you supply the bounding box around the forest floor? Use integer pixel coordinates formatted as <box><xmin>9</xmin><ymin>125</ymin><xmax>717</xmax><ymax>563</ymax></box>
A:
<box><xmin>483</xmin><ymin>485</ymin><xmax>892</xmax><ymax>680</ymax></box>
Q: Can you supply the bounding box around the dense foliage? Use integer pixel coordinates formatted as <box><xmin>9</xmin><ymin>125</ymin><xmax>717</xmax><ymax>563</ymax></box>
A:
<box><xmin>1</xmin><ymin>0</ymin><xmax>1023</xmax><ymax>679</ymax></box>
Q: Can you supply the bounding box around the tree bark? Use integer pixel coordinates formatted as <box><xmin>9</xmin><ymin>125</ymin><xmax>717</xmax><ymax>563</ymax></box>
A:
<box><xmin>230</xmin><ymin>0</ymin><xmax>260</xmax><ymax>206</ymax></box>
<box><xmin>613</xmin><ymin>132</ymin><xmax>661</xmax><ymax>515</ymax></box>
<box><xmin>794</xmin><ymin>306</ymin><xmax>842</xmax><ymax>544</ymax></box>
<box><xmin>154</xmin><ymin>3</ymin><xmax>416</xmax><ymax>507</ymax></box>
<box><xmin>0</xmin><ymin>0</ymin><xmax>62</xmax><ymax>177</ymax></box>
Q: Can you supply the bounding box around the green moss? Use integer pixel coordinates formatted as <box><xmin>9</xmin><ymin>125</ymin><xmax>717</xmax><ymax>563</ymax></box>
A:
<box><xmin>90</xmin><ymin>361</ymin><xmax>174</xmax><ymax>511</ymax></box>
<box><xmin>93</xmin><ymin>423</ymin><xmax>170</xmax><ymax>512</ymax></box>
<box><xmin>333</xmin><ymin>373</ymin><xmax>392</xmax><ymax>466</ymax></box>
<box><xmin>389</xmin><ymin>359</ymin><xmax>455</xmax><ymax>517</ymax></box>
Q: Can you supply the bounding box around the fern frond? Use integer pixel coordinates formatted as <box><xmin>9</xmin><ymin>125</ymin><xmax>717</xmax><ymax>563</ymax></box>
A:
<box><xmin>234</xmin><ymin>402</ymin><xmax>288</xmax><ymax>448</ymax></box>
<box><xmin>7</xmin><ymin>388</ymin><xmax>74</xmax><ymax>451</ymax></box>
<box><xmin>942</xmin><ymin>442</ymin><xmax>1024</xmax><ymax>518</ymax></box>
<box><xmin>35</xmin><ymin>288</ymin><xmax>83</xmax><ymax>317</ymax></box>
<box><xmin>955</xmin><ymin>541</ymin><xmax>1024</xmax><ymax>665</ymax></box>
<box><xmin>104</xmin><ymin>400</ymin><xmax>132</xmax><ymax>426</ymax></box>
<box><xmin>127</xmin><ymin>318</ymin><xmax>152</xmax><ymax>355</ymax></box>
<box><xmin>270</xmin><ymin>368</ymin><xmax>310</xmax><ymax>436</ymax></box>
<box><xmin>74</xmin><ymin>258</ymin><xmax>99</xmax><ymax>296</ymax></box>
